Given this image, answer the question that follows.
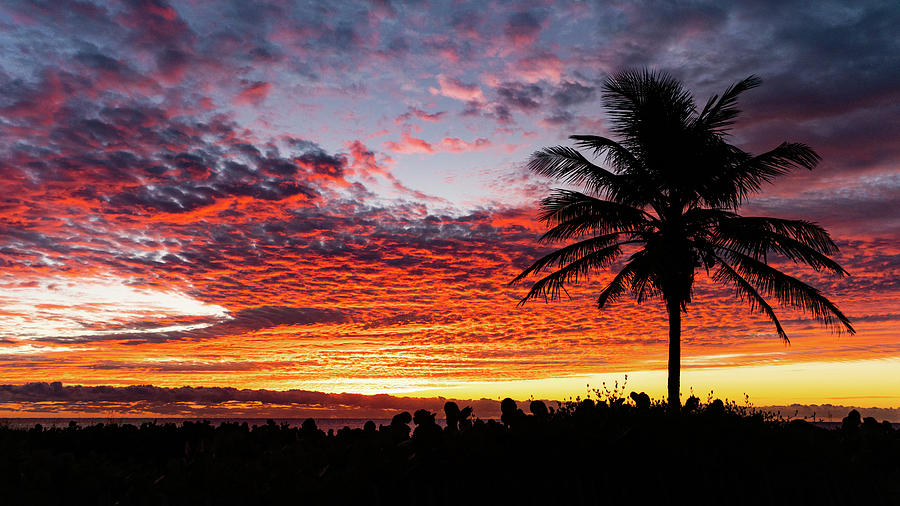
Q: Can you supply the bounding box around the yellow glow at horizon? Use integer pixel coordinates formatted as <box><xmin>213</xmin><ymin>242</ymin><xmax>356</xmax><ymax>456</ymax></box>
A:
<box><xmin>397</xmin><ymin>357</ymin><xmax>900</xmax><ymax>408</ymax></box>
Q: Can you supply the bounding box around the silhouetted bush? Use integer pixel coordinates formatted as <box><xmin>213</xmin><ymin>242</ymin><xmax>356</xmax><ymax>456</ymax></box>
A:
<box><xmin>1</xmin><ymin>398</ymin><xmax>898</xmax><ymax>505</ymax></box>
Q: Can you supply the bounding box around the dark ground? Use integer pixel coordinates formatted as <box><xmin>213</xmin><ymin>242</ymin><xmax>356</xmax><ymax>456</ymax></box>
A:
<box><xmin>2</xmin><ymin>395</ymin><xmax>898</xmax><ymax>505</ymax></box>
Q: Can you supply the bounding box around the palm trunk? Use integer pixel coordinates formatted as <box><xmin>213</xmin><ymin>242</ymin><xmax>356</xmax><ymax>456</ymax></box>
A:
<box><xmin>667</xmin><ymin>299</ymin><xmax>681</xmax><ymax>415</ymax></box>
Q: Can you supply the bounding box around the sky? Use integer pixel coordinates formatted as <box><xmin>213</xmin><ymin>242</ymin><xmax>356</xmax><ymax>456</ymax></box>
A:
<box><xmin>1</xmin><ymin>0</ymin><xmax>899</xmax><ymax>417</ymax></box>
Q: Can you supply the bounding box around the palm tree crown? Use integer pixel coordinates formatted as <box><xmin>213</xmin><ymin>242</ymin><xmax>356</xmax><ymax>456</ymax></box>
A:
<box><xmin>511</xmin><ymin>69</ymin><xmax>854</xmax><ymax>413</ymax></box>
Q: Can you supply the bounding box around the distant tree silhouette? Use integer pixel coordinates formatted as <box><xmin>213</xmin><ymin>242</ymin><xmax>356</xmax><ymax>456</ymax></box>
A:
<box><xmin>512</xmin><ymin>69</ymin><xmax>854</xmax><ymax>413</ymax></box>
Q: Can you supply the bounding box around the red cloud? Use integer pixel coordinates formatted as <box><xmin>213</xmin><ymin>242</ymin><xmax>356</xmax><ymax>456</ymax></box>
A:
<box><xmin>235</xmin><ymin>82</ymin><xmax>273</xmax><ymax>106</ymax></box>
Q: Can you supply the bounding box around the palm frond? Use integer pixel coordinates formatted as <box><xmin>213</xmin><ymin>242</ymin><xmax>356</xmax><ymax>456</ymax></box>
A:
<box><xmin>696</xmin><ymin>75</ymin><xmax>762</xmax><ymax>134</ymax></box>
<box><xmin>703</xmin><ymin>142</ymin><xmax>820</xmax><ymax>207</ymax></box>
<box><xmin>510</xmin><ymin>234</ymin><xmax>632</xmax><ymax>286</ymax></box>
<box><xmin>596</xmin><ymin>251</ymin><xmax>650</xmax><ymax>308</ymax></box>
<box><xmin>569</xmin><ymin>135</ymin><xmax>640</xmax><ymax>172</ymax></box>
<box><xmin>711</xmin><ymin>254</ymin><xmax>789</xmax><ymax>342</ymax></box>
<box><xmin>514</xmin><ymin>243</ymin><xmax>627</xmax><ymax>304</ymax></box>
<box><xmin>602</xmin><ymin>69</ymin><xmax>696</xmax><ymax>141</ymax></box>
<box><xmin>719</xmin><ymin>248</ymin><xmax>855</xmax><ymax>334</ymax></box>
<box><xmin>526</xmin><ymin>146</ymin><xmax>621</xmax><ymax>193</ymax></box>
<box><xmin>631</xmin><ymin>267</ymin><xmax>661</xmax><ymax>304</ymax></box>
<box><xmin>537</xmin><ymin>189</ymin><xmax>653</xmax><ymax>242</ymax></box>
<box><xmin>714</xmin><ymin>216</ymin><xmax>846</xmax><ymax>274</ymax></box>
<box><xmin>726</xmin><ymin>217</ymin><xmax>837</xmax><ymax>253</ymax></box>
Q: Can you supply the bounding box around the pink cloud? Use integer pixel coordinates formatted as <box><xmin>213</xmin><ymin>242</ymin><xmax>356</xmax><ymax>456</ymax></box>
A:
<box><xmin>235</xmin><ymin>82</ymin><xmax>272</xmax><ymax>106</ymax></box>
<box><xmin>383</xmin><ymin>132</ymin><xmax>435</xmax><ymax>154</ymax></box>
<box><xmin>384</xmin><ymin>133</ymin><xmax>494</xmax><ymax>155</ymax></box>
<box><xmin>441</xmin><ymin>137</ymin><xmax>491</xmax><ymax>153</ymax></box>
<box><xmin>429</xmin><ymin>75</ymin><xmax>484</xmax><ymax>102</ymax></box>
<box><xmin>347</xmin><ymin>140</ymin><xmax>390</xmax><ymax>177</ymax></box>
<box><xmin>511</xmin><ymin>51</ymin><xmax>564</xmax><ymax>83</ymax></box>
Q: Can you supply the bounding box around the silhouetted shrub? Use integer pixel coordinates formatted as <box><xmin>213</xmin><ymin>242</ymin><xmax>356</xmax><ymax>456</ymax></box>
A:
<box><xmin>843</xmin><ymin>408</ymin><xmax>862</xmax><ymax>431</ymax></box>
<box><xmin>529</xmin><ymin>400</ymin><xmax>548</xmax><ymax>420</ymax></box>
<box><xmin>1</xmin><ymin>403</ymin><xmax>898</xmax><ymax>505</ymax></box>
<box><xmin>629</xmin><ymin>391</ymin><xmax>651</xmax><ymax>410</ymax></box>
<box><xmin>683</xmin><ymin>395</ymin><xmax>701</xmax><ymax>413</ymax></box>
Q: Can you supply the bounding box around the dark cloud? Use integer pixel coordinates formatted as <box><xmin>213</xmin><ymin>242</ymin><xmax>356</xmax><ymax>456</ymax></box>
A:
<box><xmin>363</xmin><ymin>310</ymin><xmax>464</xmax><ymax>329</ymax></box>
<box><xmin>495</xmin><ymin>82</ymin><xmax>543</xmax><ymax>110</ymax></box>
<box><xmin>504</xmin><ymin>11</ymin><xmax>542</xmax><ymax>43</ymax></box>
<box><xmin>449</xmin><ymin>9</ymin><xmax>482</xmax><ymax>38</ymax></box>
<box><xmin>542</xmin><ymin>110</ymin><xmax>573</xmax><ymax>125</ymax></box>
<box><xmin>155</xmin><ymin>47</ymin><xmax>191</xmax><ymax>77</ymax></box>
<box><xmin>3</xmin><ymin>382</ymin><xmax>898</xmax><ymax>422</ymax></box>
<box><xmin>744</xmin><ymin>174</ymin><xmax>900</xmax><ymax>237</ymax></box>
<box><xmin>54</xmin><ymin>306</ymin><xmax>351</xmax><ymax>344</ymax></box>
<box><xmin>228</xmin><ymin>306</ymin><xmax>350</xmax><ymax>329</ymax></box>
<box><xmin>74</xmin><ymin>51</ymin><xmax>127</xmax><ymax>72</ymax></box>
<box><xmin>295</xmin><ymin>150</ymin><xmax>346</xmax><ymax>179</ymax></box>
<box><xmin>385</xmin><ymin>36</ymin><xmax>410</xmax><ymax>54</ymax></box>
<box><xmin>551</xmin><ymin>81</ymin><xmax>595</xmax><ymax>107</ymax></box>
<box><xmin>0</xmin><ymin>85</ymin><xmax>350</xmax><ymax>217</ymax></box>
<box><xmin>90</xmin><ymin>360</ymin><xmax>271</xmax><ymax>372</ymax></box>
<box><xmin>395</xmin><ymin>108</ymin><xmax>446</xmax><ymax>123</ymax></box>
<box><xmin>247</xmin><ymin>45</ymin><xmax>282</xmax><ymax>62</ymax></box>
<box><xmin>316</xmin><ymin>22</ymin><xmax>360</xmax><ymax>52</ymax></box>
<box><xmin>0</xmin><ymin>382</ymin><xmax>506</xmax><ymax>418</ymax></box>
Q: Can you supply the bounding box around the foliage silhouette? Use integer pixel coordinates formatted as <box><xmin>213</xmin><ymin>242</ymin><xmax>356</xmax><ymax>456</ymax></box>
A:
<box><xmin>2</xmin><ymin>399</ymin><xmax>898</xmax><ymax>505</ymax></box>
<box><xmin>511</xmin><ymin>69</ymin><xmax>854</xmax><ymax>413</ymax></box>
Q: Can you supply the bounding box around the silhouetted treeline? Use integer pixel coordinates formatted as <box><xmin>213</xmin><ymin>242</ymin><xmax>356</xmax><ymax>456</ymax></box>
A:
<box><xmin>2</xmin><ymin>396</ymin><xmax>898</xmax><ymax>505</ymax></box>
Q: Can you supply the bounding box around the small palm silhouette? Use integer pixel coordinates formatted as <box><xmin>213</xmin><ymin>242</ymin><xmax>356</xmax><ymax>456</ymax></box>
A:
<box><xmin>512</xmin><ymin>69</ymin><xmax>854</xmax><ymax>413</ymax></box>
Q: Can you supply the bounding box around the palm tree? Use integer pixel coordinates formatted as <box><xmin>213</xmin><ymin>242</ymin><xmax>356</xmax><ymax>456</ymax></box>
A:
<box><xmin>511</xmin><ymin>70</ymin><xmax>854</xmax><ymax>414</ymax></box>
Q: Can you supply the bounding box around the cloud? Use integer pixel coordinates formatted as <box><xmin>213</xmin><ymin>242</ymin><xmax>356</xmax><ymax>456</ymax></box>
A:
<box><xmin>504</xmin><ymin>11</ymin><xmax>542</xmax><ymax>47</ymax></box>
<box><xmin>440</xmin><ymin>137</ymin><xmax>490</xmax><ymax>153</ymax></box>
<box><xmin>3</xmin><ymin>382</ymin><xmax>899</xmax><ymax>422</ymax></box>
<box><xmin>39</xmin><ymin>306</ymin><xmax>351</xmax><ymax>344</ymax></box>
<box><xmin>510</xmin><ymin>51</ymin><xmax>564</xmax><ymax>83</ymax></box>
<box><xmin>429</xmin><ymin>75</ymin><xmax>484</xmax><ymax>102</ymax></box>
<box><xmin>383</xmin><ymin>132</ymin><xmax>435</xmax><ymax>154</ymax></box>
<box><xmin>383</xmin><ymin>133</ymin><xmax>491</xmax><ymax>155</ymax></box>
<box><xmin>0</xmin><ymin>382</ymin><xmax>506</xmax><ymax>418</ymax></box>
<box><xmin>550</xmin><ymin>81</ymin><xmax>596</xmax><ymax>107</ymax></box>
<box><xmin>234</xmin><ymin>81</ymin><xmax>272</xmax><ymax>105</ymax></box>
<box><xmin>395</xmin><ymin>108</ymin><xmax>446</xmax><ymax>123</ymax></box>
<box><xmin>495</xmin><ymin>82</ymin><xmax>544</xmax><ymax>110</ymax></box>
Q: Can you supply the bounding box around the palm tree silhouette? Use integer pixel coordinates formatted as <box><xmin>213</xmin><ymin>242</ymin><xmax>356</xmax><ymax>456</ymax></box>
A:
<box><xmin>511</xmin><ymin>70</ymin><xmax>854</xmax><ymax>413</ymax></box>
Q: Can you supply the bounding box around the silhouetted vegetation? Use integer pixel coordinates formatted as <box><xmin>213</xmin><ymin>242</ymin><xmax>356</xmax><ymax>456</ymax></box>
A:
<box><xmin>2</xmin><ymin>395</ymin><xmax>898</xmax><ymax>505</ymax></box>
<box><xmin>512</xmin><ymin>70</ymin><xmax>854</xmax><ymax>412</ymax></box>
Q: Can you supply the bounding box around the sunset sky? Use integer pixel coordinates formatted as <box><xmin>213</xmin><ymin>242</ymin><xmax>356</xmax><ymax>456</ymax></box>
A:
<box><xmin>1</xmin><ymin>0</ymin><xmax>899</xmax><ymax>417</ymax></box>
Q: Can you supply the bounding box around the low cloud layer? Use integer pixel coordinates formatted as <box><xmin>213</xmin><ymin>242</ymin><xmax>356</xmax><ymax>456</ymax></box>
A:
<box><xmin>0</xmin><ymin>382</ymin><xmax>505</xmax><ymax>419</ymax></box>
<box><xmin>3</xmin><ymin>383</ymin><xmax>898</xmax><ymax>423</ymax></box>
